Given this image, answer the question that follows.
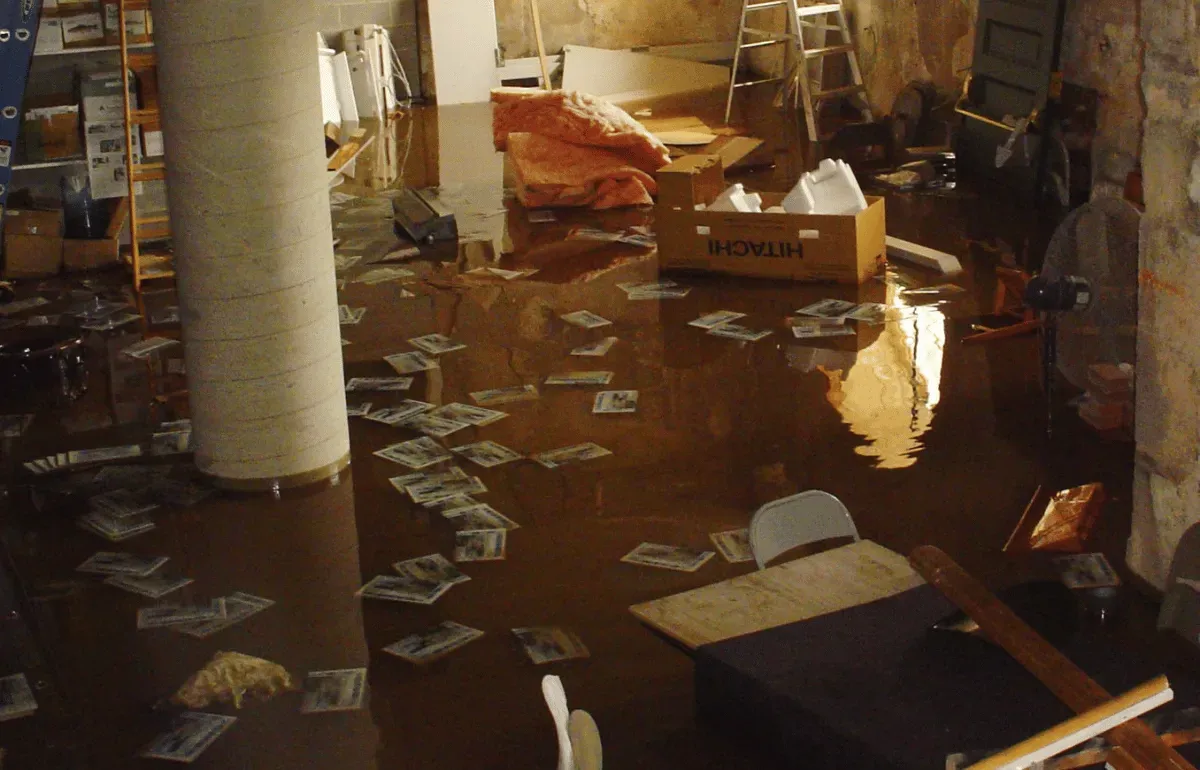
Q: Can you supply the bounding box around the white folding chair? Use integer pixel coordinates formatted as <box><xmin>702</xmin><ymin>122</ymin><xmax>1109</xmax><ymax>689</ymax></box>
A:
<box><xmin>748</xmin><ymin>490</ymin><xmax>860</xmax><ymax>569</ymax></box>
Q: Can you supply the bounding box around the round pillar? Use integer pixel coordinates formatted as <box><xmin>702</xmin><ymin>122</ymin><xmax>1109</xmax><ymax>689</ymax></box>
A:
<box><xmin>152</xmin><ymin>0</ymin><xmax>349</xmax><ymax>488</ymax></box>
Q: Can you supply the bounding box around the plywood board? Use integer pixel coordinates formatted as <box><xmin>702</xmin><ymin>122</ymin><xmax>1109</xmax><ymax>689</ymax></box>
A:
<box><xmin>630</xmin><ymin>540</ymin><xmax>924</xmax><ymax>649</ymax></box>
<box><xmin>429</xmin><ymin>0</ymin><xmax>500</xmax><ymax>105</ymax></box>
<box><xmin>561</xmin><ymin>45</ymin><xmax>729</xmax><ymax>104</ymax></box>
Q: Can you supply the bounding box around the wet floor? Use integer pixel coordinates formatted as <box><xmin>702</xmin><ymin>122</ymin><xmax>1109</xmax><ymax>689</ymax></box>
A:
<box><xmin>0</xmin><ymin>91</ymin><xmax>1145</xmax><ymax>768</ymax></box>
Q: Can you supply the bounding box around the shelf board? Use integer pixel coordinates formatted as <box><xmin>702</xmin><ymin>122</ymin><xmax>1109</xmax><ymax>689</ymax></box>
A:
<box><xmin>34</xmin><ymin>42</ymin><xmax>153</xmax><ymax>58</ymax></box>
<box><xmin>12</xmin><ymin>157</ymin><xmax>87</xmax><ymax>171</ymax></box>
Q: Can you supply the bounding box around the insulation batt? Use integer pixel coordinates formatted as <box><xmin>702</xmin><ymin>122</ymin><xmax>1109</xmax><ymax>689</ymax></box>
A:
<box><xmin>491</xmin><ymin>88</ymin><xmax>671</xmax><ymax>209</ymax></box>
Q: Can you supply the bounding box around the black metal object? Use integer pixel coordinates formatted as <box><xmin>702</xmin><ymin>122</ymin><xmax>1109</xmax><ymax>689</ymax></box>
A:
<box><xmin>1024</xmin><ymin>273</ymin><xmax>1092</xmax><ymax>438</ymax></box>
<box><xmin>0</xmin><ymin>327</ymin><xmax>88</xmax><ymax>408</ymax></box>
<box><xmin>392</xmin><ymin>187</ymin><xmax>458</xmax><ymax>244</ymax></box>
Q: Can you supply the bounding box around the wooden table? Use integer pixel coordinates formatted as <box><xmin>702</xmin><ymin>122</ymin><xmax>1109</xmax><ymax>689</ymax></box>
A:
<box><xmin>629</xmin><ymin>539</ymin><xmax>925</xmax><ymax>649</ymax></box>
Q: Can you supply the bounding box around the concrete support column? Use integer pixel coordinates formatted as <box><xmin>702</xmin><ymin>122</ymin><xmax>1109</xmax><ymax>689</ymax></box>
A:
<box><xmin>1127</xmin><ymin>0</ymin><xmax>1200</xmax><ymax>588</ymax></box>
<box><xmin>151</xmin><ymin>0</ymin><xmax>349</xmax><ymax>488</ymax></box>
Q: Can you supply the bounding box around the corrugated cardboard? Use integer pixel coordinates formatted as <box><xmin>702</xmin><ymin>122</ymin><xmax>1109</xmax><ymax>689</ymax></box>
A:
<box><xmin>5</xmin><ymin>209</ymin><xmax>64</xmax><ymax>237</ymax></box>
<box><xmin>22</xmin><ymin>98</ymin><xmax>82</xmax><ymax>161</ymax></box>
<box><xmin>4</xmin><ymin>236</ymin><xmax>63</xmax><ymax>278</ymax></box>
<box><xmin>656</xmin><ymin>155</ymin><xmax>887</xmax><ymax>284</ymax></box>
<box><xmin>63</xmin><ymin>198</ymin><xmax>127</xmax><ymax>273</ymax></box>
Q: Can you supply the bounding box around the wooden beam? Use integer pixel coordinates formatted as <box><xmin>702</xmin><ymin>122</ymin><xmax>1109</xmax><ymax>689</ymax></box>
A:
<box><xmin>964</xmin><ymin>677</ymin><xmax>1174</xmax><ymax>770</ymax></box>
<box><xmin>909</xmin><ymin>546</ymin><xmax>1198</xmax><ymax>770</ymax></box>
<box><xmin>529</xmin><ymin>0</ymin><xmax>552</xmax><ymax>90</ymax></box>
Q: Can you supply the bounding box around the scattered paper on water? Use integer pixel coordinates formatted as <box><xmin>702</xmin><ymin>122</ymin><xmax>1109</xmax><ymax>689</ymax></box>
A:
<box><xmin>104</xmin><ymin>573</ymin><xmax>194</xmax><ymax>599</ymax></box>
<box><xmin>334</xmin><ymin>254</ymin><xmax>363</xmax><ymax>272</ymax></box>
<box><xmin>544</xmin><ymin>371</ymin><xmax>615</xmax><ymax>386</ymax></box>
<box><xmin>364</xmin><ymin>401</ymin><xmax>435</xmax><ymax>425</ymax></box>
<box><xmin>402</xmin><ymin>413</ymin><xmax>473</xmax><ymax>438</ymax></box>
<box><xmin>385</xmin><ymin>350</ymin><xmax>440</xmax><ymax>375</ymax></box>
<box><xmin>430</xmin><ymin>403</ymin><xmax>507</xmax><ymax>426</ymax></box>
<box><xmin>844</xmin><ymin>302</ymin><xmax>888</xmax><ymax>325</ymax></box>
<box><xmin>409</xmin><ymin>333</ymin><xmax>467</xmax><ymax>355</ymax></box>
<box><xmin>621</xmin><ymin>543</ymin><xmax>715</xmax><ymax>572</ymax></box>
<box><xmin>176</xmin><ymin>592</ymin><xmax>276</xmax><ymax>639</ymax></box>
<box><xmin>393</xmin><ymin>553</ymin><xmax>471</xmax><ymax>586</ymax></box>
<box><xmin>346</xmin><ymin>377</ymin><xmax>413</xmax><ymax>392</ymax></box>
<box><xmin>0</xmin><ymin>673</ymin><xmax>38</xmax><ymax>722</ymax></box>
<box><xmin>384</xmin><ymin>621</ymin><xmax>484</xmax><ymax>664</ymax></box>
<box><xmin>532</xmin><ymin>443</ymin><xmax>612</xmax><ymax>469</ymax></box>
<box><xmin>140</xmin><ymin>712</ymin><xmax>235</xmax><ymax>763</ymax></box>
<box><xmin>374</xmin><ymin>437</ymin><xmax>453</xmax><ymax>469</ymax></box>
<box><xmin>354</xmin><ymin>267</ymin><xmax>416</xmax><ymax>285</ymax></box>
<box><xmin>338</xmin><ymin>305</ymin><xmax>367</xmax><ymax>325</ymax></box>
<box><xmin>1053</xmin><ymin>553</ymin><xmax>1121</xmax><ymax>590</ymax></box>
<box><xmin>470</xmin><ymin>384</ymin><xmax>539</xmax><ymax>406</ymax></box>
<box><xmin>512</xmin><ymin>627</ymin><xmax>590</xmax><ymax>665</ymax></box>
<box><xmin>346</xmin><ymin>402</ymin><xmax>373</xmax><ymax>417</ymax></box>
<box><xmin>454</xmin><ymin>529</ymin><xmax>507</xmax><ymax>562</ymax></box>
<box><xmin>689</xmin><ymin>310</ymin><xmax>746</xmax><ymax>330</ymax></box>
<box><xmin>709</xmin><ymin>529</ymin><xmax>754</xmax><ymax>563</ymax></box>
<box><xmin>451</xmin><ymin>440</ymin><xmax>523</xmax><ymax>468</ymax></box>
<box><xmin>796</xmin><ymin>299</ymin><xmax>858</xmax><ymax>319</ymax></box>
<box><xmin>77</xmin><ymin>551</ymin><xmax>168</xmax><ymax>577</ymax></box>
<box><xmin>570</xmin><ymin>337</ymin><xmax>618</xmax><ymax>357</ymax></box>
<box><xmin>593</xmin><ymin>390</ymin><xmax>638</xmax><ymax>414</ymax></box>
<box><xmin>442</xmin><ymin>503</ymin><xmax>521</xmax><ymax>532</ymax></box>
<box><xmin>301</xmin><ymin>669</ymin><xmax>368</xmax><ymax>713</ymax></box>
<box><xmin>707</xmin><ymin>323</ymin><xmax>772</xmax><ymax>342</ymax></box>
<box><xmin>790</xmin><ymin>319</ymin><xmax>855</xmax><ymax>339</ymax></box>
<box><xmin>561</xmin><ymin>310</ymin><xmax>612</xmax><ymax>329</ymax></box>
<box><xmin>137</xmin><ymin>600</ymin><xmax>228</xmax><ymax>630</ymax></box>
<box><xmin>626</xmin><ymin>286</ymin><xmax>690</xmax><ymax>300</ymax></box>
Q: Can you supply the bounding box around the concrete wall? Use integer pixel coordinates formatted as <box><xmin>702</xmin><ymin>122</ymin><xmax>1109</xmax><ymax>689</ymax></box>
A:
<box><xmin>315</xmin><ymin>0</ymin><xmax>423</xmax><ymax>98</ymax></box>
<box><xmin>1127</xmin><ymin>0</ymin><xmax>1200</xmax><ymax>589</ymax></box>
<box><xmin>1060</xmin><ymin>0</ymin><xmax>1146</xmax><ymax>198</ymax></box>
<box><xmin>494</xmin><ymin>0</ymin><xmax>741</xmax><ymax>60</ymax></box>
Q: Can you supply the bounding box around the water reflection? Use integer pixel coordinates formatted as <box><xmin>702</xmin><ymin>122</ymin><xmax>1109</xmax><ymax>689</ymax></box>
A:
<box><xmin>817</xmin><ymin>285</ymin><xmax>947</xmax><ymax>469</ymax></box>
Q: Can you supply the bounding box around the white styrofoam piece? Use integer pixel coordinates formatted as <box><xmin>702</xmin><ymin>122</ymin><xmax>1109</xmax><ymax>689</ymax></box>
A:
<box><xmin>783</xmin><ymin>158</ymin><xmax>868</xmax><ymax>216</ymax></box>
<box><xmin>542</xmin><ymin>676</ymin><xmax>574</xmax><ymax>770</ymax></box>
<box><xmin>885</xmin><ymin>236</ymin><xmax>964</xmax><ymax>275</ymax></box>
<box><xmin>331</xmin><ymin>52</ymin><xmax>360</xmax><ymax>136</ymax></box>
<box><xmin>707</xmin><ymin>183</ymin><xmax>746</xmax><ymax>212</ymax></box>
<box><xmin>765</xmin><ymin>206</ymin><xmax>787</xmax><ymax>213</ymax></box>
<box><xmin>743</xmin><ymin>192</ymin><xmax>763</xmax><ymax>213</ymax></box>
<box><xmin>318</xmin><ymin>48</ymin><xmax>341</xmax><ymax>128</ymax></box>
<box><xmin>561</xmin><ymin>45</ymin><xmax>729</xmax><ymax>103</ymax></box>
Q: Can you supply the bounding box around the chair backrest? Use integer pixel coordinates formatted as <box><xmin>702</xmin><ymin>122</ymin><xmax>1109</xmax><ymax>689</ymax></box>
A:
<box><xmin>748</xmin><ymin>490</ymin><xmax>860</xmax><ymax>569</ymax></box>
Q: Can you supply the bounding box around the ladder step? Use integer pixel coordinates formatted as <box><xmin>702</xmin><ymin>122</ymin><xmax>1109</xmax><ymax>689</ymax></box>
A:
<box><xmin>804</xmin><ymin>43</ymin><xmax>855</xmax><ymax>58</ymax></box>
<box><xmin>813</xmin><ymin>83</ymin><xmax>866</xmax><ymax>99</ymax></box>
<box><xmin>739</xmin><ymin>38</ymin><xmax>793</xmax><ymax>50</ymax></box>
<box><xmin>794</xmin><ymin>3</ymin><xmax>843</xmax><ymax>16</ymax></box>
<box><xmin>132</xmin><ymin>168</ymin><xmax>166</xmax><ymax>183</ymax></box>
<box><xmin>138</xmin><ymin>215</ymin><xmax>170</xmax><ymax>225</ymax></box>
<box><xmin>798</xmin><ymin>21</ymin><xmax>842</xmax><ymax>31</ymax></box>
<box><xmin>733</xmin><ymin>77</ymin><xmax>785</xmax><ymax>88</ymax></box>
<box><xmin>130</xmin><ymin>109</ymin><xmax>159</xmax><ymax>125</ymax></box>
<box><xmin>743</xmin><ymin>26</ymin><xmax>795</xmax><ymax>38</ymax></box>
<box><xmin>128</xmin><ymin>52</ymin><xmax>157</xmax><ymax>69</ymax></box>
<box><xmin>746</xmin><ymin>0</ymin><xmax>788</xmax><ymax>9</ymax></box>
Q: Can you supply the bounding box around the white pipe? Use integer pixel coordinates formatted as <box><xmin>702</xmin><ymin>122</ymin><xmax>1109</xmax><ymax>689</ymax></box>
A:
<box><xmin>152</xmin><ymin>0</ymin><xmax>349</xmax><ymax>487</ymax></box>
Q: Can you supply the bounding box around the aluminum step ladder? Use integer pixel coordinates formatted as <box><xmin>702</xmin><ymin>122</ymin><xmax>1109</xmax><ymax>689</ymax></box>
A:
<box><xmin>0</xmin><ymin>0</ymin><xmax>45</xmax><ymax>226</ymax></box>
<box><xmin>725</xmin><ymin>0</ymin><xmax>872</xmax><ymax>144</ymax></box>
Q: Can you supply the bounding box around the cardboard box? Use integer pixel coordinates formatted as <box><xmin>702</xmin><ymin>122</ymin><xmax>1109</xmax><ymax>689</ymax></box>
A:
<box><xmin>4</xmin><ymin>235</ymin><xmax>63</xmax><ymax>279</ymax></box>
<box><xmin>63</xmin><ymin>199</ymin><xmax>127</xmax><ymax>273</ymax></box>
<box><xmin>34</xmin><ymin>17</ymin><xmax>64</xmax><ymax>54</ymax></box>
<box><xmin>60</xmin><ymin>12</ymin><xmax>105</xmax><ymax>46</ymax></box>
<box><xmin>82</xmin><ymin>71</ymin><xmax>136</xmax><ymax>123</ymax></box>
<box><xmin>656</xmin><ymin>155</ymin><xmax>887</xmax><ymax>284</ymax></box>
<box><xmin>22</xmin><ymin>98</ymin><xmax>82</xmax><ymax>161</ymax></box>
<box><xmin>5</xmin><ymin>209</ymin><xmax>64</xmax><ymax>237</ymax></box>
<box><xmin>102</xmin><ymin>3</ymin><xmax>152</xmax><ymax>44</ymax></box>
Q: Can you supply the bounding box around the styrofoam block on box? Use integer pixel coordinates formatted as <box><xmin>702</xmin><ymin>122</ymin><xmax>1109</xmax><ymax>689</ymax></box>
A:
<box><xmin>885</xmin><ymin>236</ymin><xmax>963</xmax><ymax>275</ymax></box>
<box><xmin>783</xmin><ymin>158</ymin><xmax>868</xmax><ymax>216</ymax></box>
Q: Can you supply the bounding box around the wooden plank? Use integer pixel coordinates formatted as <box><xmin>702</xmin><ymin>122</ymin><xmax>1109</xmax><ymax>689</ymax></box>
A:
<box><xmin>529</xmin><ymin>0</ymin><xmax>552</xmax><ymax>90</ymax></box>
<box><xmin>965</xmin><ymin>677</ymin><xmax>1174</xmax><ymax>770</ymax></box>
<box><xmin>910</xmin><ymin>546</ymin><xmax>1198</xmax><ymax>770</ymax></box>
<box><xmin>561</xmin><ymin>46</ymin><xmax>729</xmax><ymax>104</ymax></box>
<box><xmin>630</xmin><ymin>540</ymin><xmax>924</xmax><ymax>649</ymax></box>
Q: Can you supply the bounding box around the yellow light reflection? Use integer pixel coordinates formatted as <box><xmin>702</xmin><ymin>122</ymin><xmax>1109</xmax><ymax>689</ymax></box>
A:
<box><xmin>818</xmin><ymin>284</ymin><xmax>947</xmax><ymax>469</ymax></box>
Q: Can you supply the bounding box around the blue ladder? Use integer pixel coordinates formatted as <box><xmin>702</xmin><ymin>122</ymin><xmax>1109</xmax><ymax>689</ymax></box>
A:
<box><xmin>0</xmin><ymin>0</ymin><xmax>45</xmax><ymax>228</ymax></box>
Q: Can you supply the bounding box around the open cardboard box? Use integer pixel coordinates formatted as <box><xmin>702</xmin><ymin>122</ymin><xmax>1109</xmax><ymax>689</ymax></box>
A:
<box><xmin>656</xmin><ymin>155</ymin><xmax>887</xmax><ymax>284</ymax></box>
<box><xmin>64</xmin><ymin>198</ymin><xmax>128</xmax><ymax>273</ymax></box>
